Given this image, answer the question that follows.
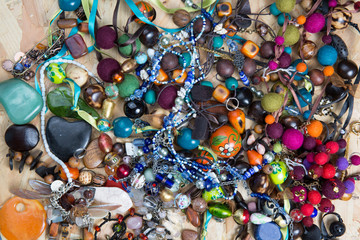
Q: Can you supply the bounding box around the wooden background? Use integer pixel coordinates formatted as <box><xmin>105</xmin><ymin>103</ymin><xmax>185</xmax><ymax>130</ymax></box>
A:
<box><xmin>0</xmin><ymin>0</ymin><xmax>360</xmax><ymax>239</ymax></box>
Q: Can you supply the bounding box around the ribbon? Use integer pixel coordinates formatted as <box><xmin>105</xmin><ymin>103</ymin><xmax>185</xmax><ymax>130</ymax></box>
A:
<box><xmin>200</xmin><ymin>210</ymin><xmax>213</xmax><ymax>240</ymax></box>
<box><xmin>148</xmin><ymin>0</ymin><xmax>218</xmax><ymax>14</ymax></box>
<box><xmin>277</xmin><ymin>184</ymin><xmax>290</xmax><ymax>240</ymax></box>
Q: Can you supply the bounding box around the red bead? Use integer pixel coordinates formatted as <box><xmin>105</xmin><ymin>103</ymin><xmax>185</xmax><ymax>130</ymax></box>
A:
<box><xmin>314</xmin><ymin>152</ymin><xmax>329</xmax><ymax>165</ymax></box>
<box><xmin>315</xmin><ymin>139</ymin><xmax>322</xmax><ymax>145</ymax></box>
<box><xmin>140</xmin><ymin>233</ymin><xmax>148</xmax><ymax>240</ymax></box>
<box><xmin>290</xmin><ymin>208</ymin><xmax>303</xmax><ymax>222</ymax></box>
<box><xmin>128</xmin><ymin>232</ymin><xmax>134</xmax><ymax>240</ymax></box>
<box><xmin>325</xmin><ymin>141</ymin><xmax>339</xmax><ymax>154</ymax></box>
<box><xmin>95</xmin><ymin>226</ymin><xmax>101</xmax><ymax>232</ymax></box>
<box><xmin>117</xmin><ymin>214</ymin><xmax>124</xmax><ymax>223</ymax></box>
<box><xmin>308</xmin><ymin>164</ymin><xmax>323</xmax><ymax>179</ymax></box>
<box><xmin>308</xmin><ymin>190</ymin><xmax>322</xmax><ymax>205</ymax></box>
<box><xmin>116</xmin><ymin>164</ymin><xmax>131</xmax><ymax>178</ymax></box>
<box><xmin>355</xmin><ymin>1</ymin><xmax>360</xmax><ymax>10</ymax></box>
<box><xmin>318</xmin><ymin>198</ymin><xmax>334</xmax><ymax>213</ymax></box>
<box><xmin>301</xmin><ymin>203</ymin><xmax>314</xmax><ymax>216</ymax></box>
<box><xmin>322</xmin><ymin>163</ymin><xmax>336</xmax><ymax>179</ymax></box>
<box><xmin>302</xmin><ymin>216</ymin><xmax>313</xmax><ymax>227</ymax></box>
<box><xmin>129</xmin><ymin>207</ymin><xmax>136</xmax><ymax>216</ymax></box>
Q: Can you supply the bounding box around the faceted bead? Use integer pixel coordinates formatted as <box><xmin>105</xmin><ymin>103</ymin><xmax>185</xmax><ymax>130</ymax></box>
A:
<box><xmin>117</xmin><ymin>214</ymin><xmax>124</xmax><ymax>223</ymax></box>
<box><xmin>64</xmin><ymin>34</ymin><xmax>88</xmax><ymax>59</ymax></box>
<box><xmin>256</xmin><ymin>24</ymin><xmax>269</xmax><ymax>37</ymax></box>
<box><xmin>112</xmin><ymin>71</ymin><xmax>125</xmax><ymax>84</ymax></box>
<box><xmin>57</xmin><ymin>18</ymin><xmax>77</xmax><ymax>29</ymax></box>
<box><xmin>213</xmin><ymin>85</ymin><xmax>230</xmax><ymax>103</ymax></box>
<box><xmin>129</xmin><ymin>207</ymin><xmax>136</xmax><ymax>216</ymax></box>
<box><xmin>95</xmin><ymin>226</ymin><xmax>100</xmax><ymax>232</ymax></box>
<box><xmin>240</xmin><ymin>40</ymin><xmax>259</xmax><ymax>59</ymax></box>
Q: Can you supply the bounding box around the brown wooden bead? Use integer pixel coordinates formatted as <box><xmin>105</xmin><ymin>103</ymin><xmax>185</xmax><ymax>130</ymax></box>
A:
<box><xmin>78</xmin><ymin>22</ymin><xmax>89</xmax><ymax>33</ymax></box>
<box><xmin>25</xmin><ymin>155</ymin><xmax>34</xmax><ymax>165</ymax></box>
<box><xmin>249</xmin><ymin>172</ymin><xmax>270</xmax><ymax>194</ymax></box>
<box><xmin>263</xmin><ymin>164</ymin><xmax>274</xmax><ymax>174</ymax></box>
<box><xmin>92</xmin><ymin>174</ymin><xmax>106</xmax><ymax>186</ymax></box>
<box><xmin>254</xmin><ymin>124</ymin><xmax>264</xmax><ymax>134</ymax></box>
<box><xmin>84</xmin><ymin>84</ymin><xmax>106</xmax><ymax>109</ymax></box>
<box><xmin>64</xmin><ymin>34</ymin><xmax>88</xmax><ymax>59</ymax></box>
<box><xmin>121</xmin><ymin>59</ymin><xmax>138</xmax><ymax>73</ymax></box>
<box><xmin>44</xmin><ymin>174</ymin><xmax>55</xmax><ymax>184</ymax></box>
<box><xmin>78</xmin><ymin>171</ymin><xmax>93</xmax><ymax>185</ymax></box>
<box><xmin>173</xmin><ymin>9</ymin><xmax>191</xmax><ymax>28</ymax></box>
<box><xmin>216</xmin><ymin>2</ymin><xmax>232</xmax><ymax>17</ymax></box>
<box><xmin>186</xmin><ymin>206</ymin><xmax>201</xmax><ymax>227</ymax></box>
<box><xmin>331</xmin><ymin>7</ymin><xmax>352</xmax><ymax>30</ymax></box>
<box><xmin>309</xmin><ymin>69</ymin><xmax>325</xmax><ymax>86</ymax></box>
<box><xmin>68</xmin><ymin>156</ymin><xmax>81</xmax><ymax>168</ymax></box>
<box><xmin>83</xmin><ymin>140</ymin><xmax>105</xmax><ymax>169</ymax></box>
<box><xmin>13</xmin><ymin>151</ymin><xmax>22</xmax><ymax>162</ymax></box>
<box><xmin>300</xmin><ymin>40</ymin><xmax>317</xmax><ymax>60</ymax></box>
<box><xmin>57</xmin><ymin>19</ymin><xmax>77</xmax><ymax>29</ymax></box>
<box><xmin>49</xmin><ymin>222</ymin><xmax>60</xmax><ymax>237</ymax></box>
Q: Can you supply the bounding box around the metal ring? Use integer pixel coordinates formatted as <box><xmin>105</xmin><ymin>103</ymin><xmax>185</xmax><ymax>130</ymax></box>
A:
<box><xmin>73</xmin><ymin>148</ymin><xmax>86</xmax><ymax>159</ymax></box>
<box><xmin>225</xmin><ymin>97</ymin><xmax>239</xmax><ymax>111</ymax></box>
<box><xmin>350</xmin><ymin>122</ymin><xmax>360</xmax><ymax>136</ymax></box>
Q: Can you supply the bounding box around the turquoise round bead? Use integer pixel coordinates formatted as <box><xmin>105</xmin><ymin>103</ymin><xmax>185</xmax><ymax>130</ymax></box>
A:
<box><xmin>277</xmin><ymin>13</ymin><xmax>291</xmax><ymax>26</ymax></box>
<box><xmin>291</xmin><ymin>59</ymin><xmax>308</xmax><ymax>81</ymax></box>
<box><xmin>201</xmin><ymin>81</ymin><xmax>214</xmax><ymax>88</ymax></box>
<box><xmin>144</xmin><ymin>89</ymin><xmax>156</xmax><ymax>105</ymax></box>
<box><xmin>213</xmin><ymin>36</ymin><xmax>224</xmax><ymax>49</ymax></box>
<box><xmin>295</xmin><ymin>88</ymin><xmax>312</xmax><ymax>108</ymax></box>
<box><xmin>303</xmin><ymin>110</ymin><xmax>312</xmax><ymax>120</ymax></box>
<box><xmin>113</xmin><ymin>117</ymin><xmax>133</xmax><ymax>138</ymax></box>
<box><xmin>176</xmin><ymin>128</ymin><xmax>200</xmax><ymax>150</ymax></box>
<box><xmin>97</xmin><ymin>119</ymin><xmax>112</xmax><ymax>132</ymax></box>
<box><xmin>225</xmin><ymin>77</ymin><xmax>238</xmax><ymax>90</ymax></box>
<box><xmin>58</xmin><ymin>0</ymin><xmax>81</xmax><ymax>11</ymax></box>
<box><xmin>135</xmin><ymin>52</ymin><xmax>148</xmax><ymax>65</ymax></box>
<box><xmin>284</xmin><ymin>46</ymin><xmax>292</xmax><ymax>54</ymax></box>
<box><xmin>317</xmin><ymin>45</ymin><xmax>338</xmax><ymax>66</ymax></box>
<box><xmin>179</xmin><ymin>52</ymin><xmax>191</xmax><ymax>68</ymax></box>
<box><xmin>270</xmin><ymin>3</ymin><xmax>281</xmax><ymax>16</ymax></box>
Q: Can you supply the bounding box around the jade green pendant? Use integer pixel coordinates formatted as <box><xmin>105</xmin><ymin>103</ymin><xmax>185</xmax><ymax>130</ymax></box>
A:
<box><xmin>0</xmin><ymin>78</ymin><xmax>43</xmax><ymax>125</ymax></box>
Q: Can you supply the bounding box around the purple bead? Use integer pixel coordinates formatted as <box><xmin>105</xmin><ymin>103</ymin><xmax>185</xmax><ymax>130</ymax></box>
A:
<box><xmin>350</xmin><ymin>155</ymin><xmax>360</xmax><ymax>166</ymax></box>
<box><xmin>303</xmin><ymin>158</ymin><xmax>312</xmax><ymax>170</ymax></box>
<box><xmin>303</xmin><ymin>136</ymin><xmax>316</xmax><ymax>151</ymax></box>
<box><xmin>292</xmin><ymin>166</ymin><xmax>305</xmax><ymax>180</ymax></box>
<box><xmin>337</xmin><ymin>139</ymin><xmax>347</xmax><ymax>149</ymax></box>
<box><xmin>306</xmin><ymin>152</ymin><xmax>315</xmax><ymax>163</ymax></box>
<box><xmin>316</xmin><ymin>144</ymin><xmax>327</xmax><ymax>153</ymax></box>
<box><xmin>322</xmin><ymin>35</ymin><xmax>332</xmax><ymax>45</ymax></box>
<box><xmin>336</xmin><ymin>157</ymin><xmax>349</xmax><ymax>170</ymax></box>
<box><xmin>344</xmin><ymin>180</ymin><xmax>355</xmax><ymax>194</ymax></box>
<box><xmin>278</xmin><ymin>52</ymin><xmax>291</xmax><ymax>68</ymax></box>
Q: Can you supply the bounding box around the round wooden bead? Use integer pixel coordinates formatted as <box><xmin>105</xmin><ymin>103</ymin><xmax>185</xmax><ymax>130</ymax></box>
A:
<box><xmin>216</xmin><ymin>59</ymin><xmax>235</xmax><ymax>78</ymax></box>
<box><xmin>78</xmin><ymin>171</ymin><xmax>93</xmax><ymax>185</ymax></box>
<box><xmin>193</xmin><ymin>18</ymin><xmax>212</xmax><ymax>33</ymax></box>
<box><xmin>300</xmin><ymin>40</ymin><xmax>317</xmax><ymax>60</ymax></box>
<box><xmin>260</xmin><ymin>41</ymin><xmax>275</xmax><ymax>59</ymax></box>
<box><xmin>337</xmin><ymin>59</ymin><xmax>358</xmax><ymax>79</ymax></box>
<box><xmin>92</xmin><ymin>174</ymin><xmax>106</xmax><ymax>186</ymax></box>
<box><xmin>173</xmin><ymin>9</ymin><xmax>191</xmax><ymax>27</ymax></box>
<box><xmin>331</xmin><ymin>7</ymin><xmax>352</xmax><ymax>30</ymax></box>
<box><xmin>249</xmin><ymin>173</ymin><xmax>270</xmax><ymax>194</ymax></box>
<box><xmin>161</xmin><ymin>52</ymin><xmax>179</xmax><ymax>71</ymax></box>
<box><xmin>309</xmin><ymin>69</ymin><xmax>325</xmax><ymax>86</ymax></box>
<box><xmin>139</xmin><ymin>25</ymin><xmax>160</xmax><ymax>48</ymax></box>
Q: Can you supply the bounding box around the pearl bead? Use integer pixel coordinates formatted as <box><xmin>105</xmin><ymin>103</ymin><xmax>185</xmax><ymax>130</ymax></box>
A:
<box><xmin>159</xmin><ymin>148</ymin><xmax>169</xmax><ymax>157</ymax></box>
<box><xmin>250</xmin><ymin>86</ymin><xmax>257</xmax><ymax>92</ymax></box>
<box><xmin>220</xmin><ymin>174</ymin><xmax>227</xmax><ymax>181</ymax></box>
<box><xmin>196</xmin><ymin>180</ymin><xmax>205</xmax><ymax>189</ymax></box>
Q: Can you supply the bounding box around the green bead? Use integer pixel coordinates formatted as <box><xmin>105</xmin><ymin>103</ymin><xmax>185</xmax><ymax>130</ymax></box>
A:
<box><xmin>275</xmin><ymin>0</ymin><xmax>296</xmax><ymax>13</ymax></box>
<box><xmin>261</xmin><ymin>93</ymin><xmax>284</xmax><ymax>112</ymax></box>
<box><xmin>225</xmin><ymin>77</ymin><xmax>238</xmax><ymax>90</ymax></box>
<box><xmin>179</xmin><ymin>52</ymin><xmax>191</xmax><ymax>68</ymax></box>
<box><xmin>118</xmin><ymin>34</ymin><xmax>141</xmax><ymax>57</ymax></box>
<box><xmin>273</xmin><ymin>142</ymin><xmax>283</xmax><ymax>153</ymax></box>
<box><xmin>213</xmin><ymin>36</ymin><xmax>224</xmax><ymax>49</ymax></box>
<box><xmin>144</xmin><ymin>168</ymin><xmax>155</xmax><ymax>182</ymax></box>
<box><xmin>269</xmin><ymin>161</ymin><xmax>288</xmax><ymax>185</ymax></box>
<box><xmin>117</xmin><ymin>74</ymin><xmax>140</xmax><ymax>98</ymax></box>
<box><xmin>201</xmin><ymin>81</ymin><xmax>214</xmax><ymax>88</ymax></box>
<box><xmin>144</xmin><ymin>89</ymin><xmax>156</xmax><ymax>104</ymax></box>
<box><xmin>47</xmin><ymin>87</ymin><xmax>100</xmax><ymax>120</ymax></box>
<box><xmin>46</xmin><ymin>63</ymin><xmax>66</xmax><ymax>84</ymax></box>
<box><xmin>0</xmin><ymin>78</ymin><xmax>43</xmax><ymax>125</ymax></box>
<box><xmin>208</xmin><ymin>202</ymin><xmax>232</xmax><ymax>218</ymax></box>
<box><xmin>202</xmin><ymin>187</ymin><xmax>225</xmax><ymax>202</ymax></box>
<box><xmin>278</xmin><ymin>25</ymin><xmax>300</xmax><ymax>46</ymax></box>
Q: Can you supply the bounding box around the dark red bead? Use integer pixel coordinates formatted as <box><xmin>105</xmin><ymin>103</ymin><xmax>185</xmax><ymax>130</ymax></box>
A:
<box><xmin>128</xmin><ymin>232</ymin><xmax>134</xmax><ymax>240</ymax></box>
<box><xmin>95</xmin><ymin>226</ymin><xmax>101</xmax><ymax>232</ymax></box>
<box><xmin>129</xmin><ymin>207</ymin><xmax>136</xmax><ymax>216</ymax></box>
<box><xmin>117</xmin><ymin>214</ymin><xmax>124</xmax><ymax>223</ymax></box>
<box><xmin>355</xmin><ymin>2</ymin><xmax>360</xmax><ymax>10</ymax></box>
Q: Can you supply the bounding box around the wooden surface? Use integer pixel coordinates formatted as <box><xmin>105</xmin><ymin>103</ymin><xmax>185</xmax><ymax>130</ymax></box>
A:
<box><xmin>1</xmin><ymin>0</ymin><xmax>360</xmax><ymax>239</ymax></box>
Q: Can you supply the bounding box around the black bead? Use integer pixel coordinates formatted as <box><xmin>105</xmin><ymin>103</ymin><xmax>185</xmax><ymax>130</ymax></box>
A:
<box><xmin>247</xmin><ymin>101</ymin><xmax>268</xmax><ymax>123</ymax></box>
<box><xmin>302</xmin><ymin>225</ymin><xmax>321</xmax><ymax>240</ymax></box>
<box><xmin>337</xmin><ymin>59</ymin><xmax>358</xmax><ymax>79</ymax></box>
<box><xmin>233</xmin><ymin>87</ymin><xmax>253</xmax><ymax>108</ymax></box>
<box><xmin>329</xmin><ymin>221</ymin><xmax>346</xmax><ymax>237</ymax></box>
<box><xmin>5</xmin><ymin>124</ymin><xmax>39</xmax><ymax>151</ymax></box>
<box><xmin>325</xmin><ymin>83</ymin><xmax>347</xmax><ymax>101</ymax></box>
<box><xmin>139</xmin><ymin>24</ymin><xmax>160</xmax><ymax>48</ymax></box>
<box><xmin>124</xmin><ymin>99</ymin><xmax>147</xmax><ymax>119</ymax></box>
<box><xmin>331</xmin><ymin>34</ymin><xmax>348</xmax><ymax>59</ymax></box>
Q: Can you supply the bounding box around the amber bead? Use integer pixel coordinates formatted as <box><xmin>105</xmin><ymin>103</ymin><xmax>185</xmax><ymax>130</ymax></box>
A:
<box><xmin>78</xmin><ymin>22</ymin><xmax>89</xmax><ymax>33</ymax></box>
<box><xmin>241</xmin><ymin>40</ymin><xmax>259</xmax><ymax>59</ymax></box>
<box><xmin>224</xmin><ymin>18</ymin><xmax>238</xmax><ymax>37</ymax></box>
<box><xmin>95</xmin><ymin>226</ymin><xmax>100</xmax><ymax>232</ymax></box>
<box><xmin>68</xmin><ymin>156</ymin><xmax>80</xmax><ymax>168</ymax></box>
<box><xmin>57</xmin><ymin>18</ymin><xmax>77</xmax><ymax>29</ymax></box>
<box><xmin>172</xmin><ymin>69</ymin><xmax>187</xmax><ymax>84</ymax></box>
<box><xmin>249</xmin><ymin>172</ymin><xmax>270</xmax><ymax>194</ymax></box>
<box><xmin>117</xmin><ymin>214</ymin><xmax>124</xmax><ymax>223</ymax></box>
<box><xmin>25</xmin><ymin>155</ymin><xmax>34</xmax><ymax>165</ymax></box>
<box><xmin>44</xmin><ymin>175</ymin><xmax>54</xmax><ymax>184</ymax></box>
<box><xmin>217</xmin><ymin>2</ymin><xmax>232</xmax><ymax>17</ymax></box>
<box><xmin>213</xmin><ymin>85</ymin><xmax>230</xmax><ymax>103</ymax></box>
<box><xmin>129</xmin><ymin>207</ymin><xmax>136</xmax><ymax>216</ymax></box>
<box><xmin>105</xmin><ymin>165</ymin><xmax>118</xmax><ymax>176</ymax></box>
<box><xmin>13</xmin><ymin>151</ymin><xmax>22</xmax><ymax>162</ymax></box>
<box><xmin>300</xmin><ymin>40</ymin><xmax>317</xmax><ymax>60</ymax></box>
<box><xmin>128</xmin><ymin>233</ymin><xmax>134</xmax><ymax>240</ymax></box>
<box><xmin>112</xmin><ymin>71</ymin><xmax>125</xmax><ymax>84</ymax></box>
<box><xmin>254</xmin><ymin>124</ymin><xmax>264</xmax><ymax>134</ymax></box>
<box><xmin>155</xmin><ymin>68</ymin><xmax>169</xmax><ymax>85</ymax></box>
<box><xmin>121</xmin><ymin>59</ymin><xmax>138</xmax><ymax>73</ymax></box>
<box><xmin>64</xmin><ymin>34</ymin><xmax>88</xmax><ymax>59</ymax></box>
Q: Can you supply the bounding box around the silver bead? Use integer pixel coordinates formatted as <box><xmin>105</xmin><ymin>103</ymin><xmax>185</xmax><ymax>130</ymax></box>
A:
<box><xmin>137</xmin><ymin>148</ymin><xmax>144</xmax><ymax>156</ymax></box>
<box><xmin>175</xmin><ymin>97</ymin><xmax>184</xmax><ymax>107</ymax></box>
<box><xmin>195</xmin><ymin>180</ymin><xmax>205</xmax><ymax>189</ymax></box>
<box><xmin>264</xmin><ymin>152</ymin><xmax>275</xmax><ymax>163</ymax></box>
<box><xmin>256</xmin><ymin>90</ymin><xmax>264</xmax><ymax>98</ymax></box>
<box><xmin>160</xmin><ymin>37</ymin><xmax>170</xmax><ymax>46</ymax></box>
<box><xmin>250</xmin><ymin>86</ymin><xmax>257</xmax><ymax>92</ymax></box>
<box><xmin>159</xmin><ymin>147</ymin><xmax>169</xmax><ymax>157</ymax></box>
<box><xmin>219</xmin><ymin>174</ymin><xmax>227</xmax><ymax>181</ymax></box>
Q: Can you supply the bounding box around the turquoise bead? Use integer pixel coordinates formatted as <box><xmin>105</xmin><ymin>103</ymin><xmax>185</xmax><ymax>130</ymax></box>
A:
<box><xmin>270</xmin><ymin>3</ymin><xmax>281</xmax><ymax>16</ymax></box>
<box><xmin>113</xmin><ymin>117</ymin><xmax>133</xmax><ymax>138</ymax></box>
<box><xmin>0</xmin><ymin>78</ymin><xmax>43</xmax><ymax>125</ymax></box>
<box><xmin>317</xmin><ymin>45</ymin><xmax>338</xmax><ymax>66</ymax></box>
<box><xmin>135</xmin><ymin>52</ymin><xmax>148</xmax><ymax>65</ymax></box>
<box><xmin>225</xmin><ymin>77</ymin><xmax>238</xmax><ymax>90</ymax></box>
<box><xmin>144</xmin><ymin>89</ymin><xmax>156</xmax><ymax>105</ymax></box>
<box><xmin>303</xmin><ymin>110</ymin><xmax>312</xmax><ymax>120</ymax></box>
<box><xmin>284</xmin><ymin>46</ymin><xmax>292</xmax><ymax>54</ymax></box>
<box><xmin>295</xmin><ymin>88</ymin><xmax>312</xmax><ymax>108</ymax></box>
<box><xmin>179</xmin><ymin>52</ymin><xmax>191</xmax><ymax>68</ymax></box>
<box><xmin>58</xmin><ymin>0</ymin><xmax>81</xmax><ymax>11</ymax></box>
<box><xmin>213</xmin><ymin>36</ymin><xmax>224</xmax><ymax>49</ymax></box>
<box><xmin>201</xmin><ymin>81</ymin><xmax>213</xmax><ymax>88</ymax></box>
<box><xmin>176</xmin><ymin>128</ymin><xmax>199</xmax><ymax>150</ymax></box>
<box><xmin>291</xmin><ymin>59</ymin><xmax>308</xmax><ymax>81</ymax></box>
<box><xmin>277</xmin><ymin>13</ymin><xmax>291</xmax><ymax>26</ymax></box>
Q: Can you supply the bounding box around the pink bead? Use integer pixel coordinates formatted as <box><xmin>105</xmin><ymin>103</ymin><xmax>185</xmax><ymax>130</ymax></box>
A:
<box><xmin>247</xmin><ymin>201</ymin><xmax>257</xmax><ymax>212</ymax></box>
<box><xmin>127</xmin><ymin>216</ymin><xmax>143</xmax><ymax>229</ymax></box>
<box><xmin>275</xmin><ymin>36</ymin><xmax>284</xmax><ymax>45</ymax></box>
<box><xmin>268</xmin><ymin>60</ymin><xmax>278</xmax><ymax>70</ymax></box>
<box><xmin>322</xmin><ymin>35</ymin><xmax>332</xmax><ymax>44</ymax></box>
<box><xmin>116</xmin><ymin>164</ymin><xmax>131</xmax><ymax>178</ymax></box>
<box><xmin>350</xmin><ymin>154</ymin><xmax>360</xmax><ymax>165</ymax></box>
<box><xmin>328</xmin><ymin>0</ymin><xmax>337</xmax><ymax>8</ymax></box>
<box><xmin>304</xmin><ymin>13</ymin><xmax>325</xmax><ymax>33</ymax></box>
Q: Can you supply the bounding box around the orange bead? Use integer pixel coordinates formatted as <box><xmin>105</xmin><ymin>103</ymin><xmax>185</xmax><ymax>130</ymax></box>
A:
<box><xmin>297</xmin><ymin>15</ymin><xmax>307</xmax><ymax>25</ymax></box>
<box><xmin>323</xmin><ymin>66</ymin><xmax>334</xmax><ymax>76</ymax></box>
<box><xmin>296</xmin><ymin>62</ymin><xmax>307</xmax><ymax>73</ymax></box>
<box><xmin>217</xmin><ymin>2</ymin><xmax>232</xmax><ymax>17</ymax></box>
<box><xmin>247</xmin><ymin>150</ymin><xmax>263</xmax><ymax>166</ymax></box>
<box><xmin>112</xmin><ymin>72</ymin><xmax>124</xmax><ymax>84</ymax></box>
<box><xmin>228</xmin><ymin>109</ymin><xmax>246</xmax><ymax>134</ymax></box>
<box><xmin>265</xmin><ymin>114</ymin><xmax>275</xmax><ymax>124</ymax></box>
<box><xmin>306</xmin><ymin>120</ymin><xmax>323</xmax><ymax>138</ymax></box>
<box><xmin>240</xmin><ymin>40</ymin><xmax>259</xmax><ymax>59</ymax></box>
<box><xmin>212</xmin><ymin>84</ymin><xmax>230</xmax><ymax>103</ymax></box>
<box><xmin>196</xmin><ymin>150</ymin><xmax>213</xmax><ymax>172</ymax></box>
<box><xmin>172</xmin><ymin>69</ymin><xmax>187</xmax><ymax>84</ymax></box>
<box><xmin>224</xmin><ymin>18</ymin><xmax>238</xmax><ymax>37</ymax></box>
<box><xmin>261</xmin><ymin>74</ymin><xmax>270</xmax><ymax>82</ymax></box>
<box><xmin>59</xmin><ymin>163</ymin><xmax>79</xmax><ymax>181</ymax></box>
<box><xmin>155</xmin><ymin>68</ymin><xmax>169</xmax><ymax>85</ymax></box>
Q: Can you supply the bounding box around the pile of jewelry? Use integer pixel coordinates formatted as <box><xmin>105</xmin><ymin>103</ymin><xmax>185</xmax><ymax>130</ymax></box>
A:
<box><xmin>1</xmin><ymin>0</ymin><xmax>360</xmax><ymax>240</ymax></box>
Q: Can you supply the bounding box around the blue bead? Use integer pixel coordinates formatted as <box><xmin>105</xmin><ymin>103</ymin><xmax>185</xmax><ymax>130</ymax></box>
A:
<box><xmin>295</xmin><ymin>88</ymin><xmax>312</xmax><ymax>108</ymax></box>
<box><xmin>225</xmin><ymin>77</ymin><xmax>238</xmax><ymax>90</ymax></box>
<box><xmin>248</xmin><ymin>168</ymin><xmax>255</xmax><ymax>175</ymax></box>
<box><xmin>135</xmin><ymin>163</ymin><xmax>144</xmax><ymax>172</ymax></box>
<box><xmin>113</xmin><ymin>117</ymin><xmax>133</xmax><ymax>138</ymax></box>
<box><xmin>213</xmin><ymin>36</ymin><xmax>224</xmax><ymax>49</ymax></box>
<box><xmin>144</xmin><ymin>138</ymin><xmax>152</xmax><ymax>146</ymax></box>
<box><xmin>317</xmin><ymin>45</ymin><xmax>338</xmax><ymax>66</ymax></box>
<box><xmin>277</xmin><ymin>13</ymin><xmax>291</xmax><ymax>26</ymax></box>
<box><xmin>144</xmin><ymin>89</ymin><xmax>156</xmax><ymax>105</ymax></box>
<box><xmin>270</xmin><ymin>3</ymin><xmax>281</xmax><ymax>16</ymax></box>
<box><xmin>58</xmin><ymin>0</ymin><xmax>81</xmax><ymax>11</ymax></box>
<box><xmin>135</xmin><ymin>52</ymin><xmax>148</xmax><ymax>65</ymax></box>
<box><xmin>133</xmin><ymin>138</ymin><xmax>145</xmax><ymax>147</ymax></box>
<box><xmin>303</xmin><ymin>110</ymin><xmax>312</xmax><ymax>120</ymax></box>
<box><xmin>284</xmin><ymin>47</ymin><xmax>292</xmax><ymax>54</ymax></box>
<box><xmin>291</xmin><ymin>59</ymin><xmax>308</xmax><ymax>80</ymax></box>
<box><xmin>14</xmin><ymin>63</ymin><xmax>24</xmax><ymax>72</ymax></box>
<box><xmin>311</xmin><ymin>207</ymin><xmax>318</xmax><ymax>218</ymax></box>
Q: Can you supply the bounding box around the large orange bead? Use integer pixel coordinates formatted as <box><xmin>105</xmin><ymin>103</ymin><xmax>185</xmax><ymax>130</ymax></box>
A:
<box><xmin>196</xmin><ymin>150</ymin><xmax>214</xmax><ymax>171</ymax></box>
<box><xmin>306</xmin><ymin>120</ymin><xmax>323</xmax><ymax>138</ymax></box>
<box><xmin>228</xmin><ymin>109</ymin><xmax>246</xmax><ymax>134</ymax></box>
<box><xmin>133</xmin><ymin>1</ymin><xmax>155</xmax><ymax>24</ymax></box>
<box><xmin>0</xmin><ymin>197</ymin><xmax>47</xmax><ymax>240</ymax></box>
<box><xmin>155</xmin><ymin>68</ymin><xmax>169</xmax><ymax>85</ymax></box>
<box><xmin>210</xmin><ymin>125</ymin><xmax>242</xmax><ymax>158</ymax></box>
<box><xmin>59</xmin><ymin>163</ymin><xmax>79</xmax><ymax>181</ymax></box>
<box><xmin>217</xmin><ymin>2</ymin><xmax>232</xmax><ymax>17</ymax></box>
<box><xmin>247</xmin><ymin>150</ymin><xmax>263</xmax><ymax>166</ymax></box>
<box><xmin>213</xmin><ymin>85</ymin><xmax>230</xmax><ymax>103</ymax></box>
<box><xmin>240</xmin><ymin>40</ymin><xmax>259</xmax><ymax>59</ymax></box>
<box><xmin>224</xmin><ymin>18</ymin><xmax>238</xmax><ymax>37</ymax></box>
<box><xmin>172</xmin><ymin>69</ymin><xmax>187</xmax><ymax>84</ymax></box>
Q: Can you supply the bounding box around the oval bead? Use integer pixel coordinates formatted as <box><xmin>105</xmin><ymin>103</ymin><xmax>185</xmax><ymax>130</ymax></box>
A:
<box><xmin>208</xmin><ymin>203</ymin><xmax>232</xmax><ymax>218</ymax></box>
<box><xmin>176</xmin><ymin>128</ymin><xmax>200</xmax><ymax>150</ymax></box>
<box><xmin>210</xmin><ymin>125</ymin><xmax>242</xmax><ymax>158</ymax></box>
<box><xmin>269</xmin><ymin>161</ymin><xmax>288</xmax><ymax>185</ymax></box>
<box><xmin>113</xmin><ymin>117</ymin><xmax>133</xmax><ymax>138</ymax></box>
<box><xmin>228</xmin><ymin>109</ymin><xmax>245</xmax><ymax>134</ymax></box>
<box><xmin>98</xmin><ymin>133</ymin><xmax>113</xmax><ymax>153</ymax></box>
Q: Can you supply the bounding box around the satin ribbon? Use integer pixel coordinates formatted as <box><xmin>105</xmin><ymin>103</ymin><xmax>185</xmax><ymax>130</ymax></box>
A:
<box><xmin>201</xmin><ymin>210</ymin><xmax>213</xmax><ymax>240</ymax></box>
<box><xmin>277</xmin><ymin>184</ymin><xmax>290</xmax><ymax>240</ymax></box>
<box><xmin>148</xmin><ymin>0</ymin><xmax>218</xmax><ymax>14</ymax></box>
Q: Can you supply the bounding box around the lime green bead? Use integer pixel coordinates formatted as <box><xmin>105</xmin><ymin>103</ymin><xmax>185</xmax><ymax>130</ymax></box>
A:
<box><xmin>144</xmin><ymin>89</ymin><xmax>156</xmax><ymax>105</ymax></box>
<box><xmin>273</xmin><ymin>142</ymin><xmax>283</xmax><ymax>153</ymax></box>
<box><xmin>213</xmin><ymin>36</ymin><xmax>224</xmax><ymax>49</ymax></box>
<box><xmin>117</xmin><ymin>74</ymin><xmax>140</xmax><ymax>98</ymax></box>
<box><xmin>275</xmin><ymin>0</ymin><xmax>296</xmax><ymax>13</ymax></box>
<box><xmin>225</xmin><ymin>77</ymin><xmax>238</xmax><ymax>90</ymax></box>
<box><xmin>118</xmin><ymin>34</ymin><xmax>141</xmax><ymax>57</ymax></box>
<box><xmin>201</xmin><ymin>81</ymin><xmax>213</xmax><ymax>88</ymax></box>
<box><xmin>202</xmin><ymin>187</ymin><xmax>225</xmax><ymax>202</ymax></box>
<box><xmin>179</xmin><ymin>52</ymin><xmax>191</xmax><ymax>68</ymax></box>
<box><xmin>269</xmin><ymin>161</ymin><xmax>288</xmax><ymax>185</ymax></box>
<box><xmin>208</xmin><ymin>202</ymin><xmax>232</xmax><ymax>218</ymax></box>
<box><xmin>278</xmin><ymin>25</ymin><xmax>300</xmax><ymax>46</ymax></box>
<box><xmin>46</xmin><ymin>63</ymin><xmax>66</xmax><ymax>84</ymax></box>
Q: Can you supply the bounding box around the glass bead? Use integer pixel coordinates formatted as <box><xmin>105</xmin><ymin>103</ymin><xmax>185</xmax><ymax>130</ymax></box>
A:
<box><xmin>64</xmin><ymin>34</ymin><xmax>88</xmax><ymax>59</ymax></box>
<box><xmin>213</xmin><ymin>36</ymin><xmax>224</xmax><ymax>49</ymax></box>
